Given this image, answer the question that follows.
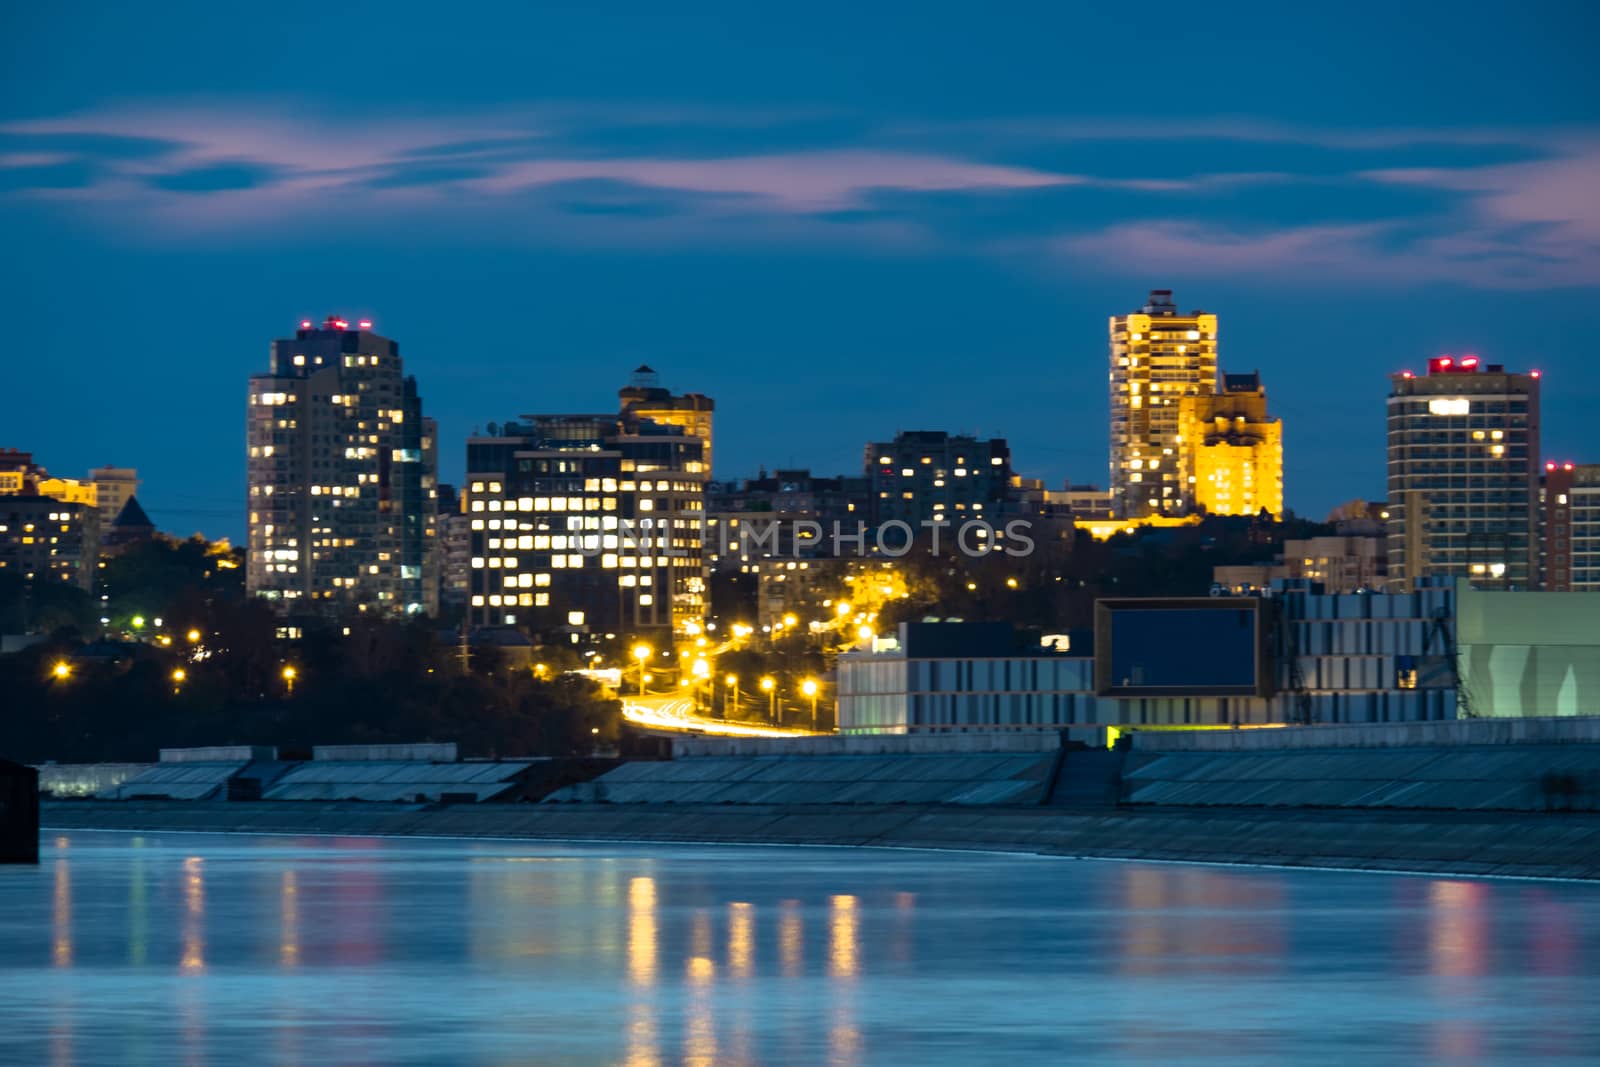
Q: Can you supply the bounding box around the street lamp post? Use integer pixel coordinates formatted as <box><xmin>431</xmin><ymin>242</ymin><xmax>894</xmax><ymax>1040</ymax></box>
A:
<box><xmin>801</xmin><ymin>678</ymin><xmax>820</xmax><ymax>731</ymax></box>
<box><xmin>759</xmin><ymin>675</ymin><xmax>776</xmax><ymax>723</ymax></box>
<box><xmin>632</xmin><ymin>643</ymin><xmax>652</xmax><ymax>695</ymax></box>
<box><xmin>725</xmin><ymin>673</ymin><xmax>739</xmax><ymax>719</ymax></box>
<box><xmin>282</xmin><ymin>665</ymin><xmax>297</xmax><ymax>696</ymax></box>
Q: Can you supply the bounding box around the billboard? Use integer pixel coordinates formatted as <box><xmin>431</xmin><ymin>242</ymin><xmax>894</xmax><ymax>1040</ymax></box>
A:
<box><xmin>1094</xmin><ymin>597</ymin><xmax>1273</xmax><ymax>698</ymax></box>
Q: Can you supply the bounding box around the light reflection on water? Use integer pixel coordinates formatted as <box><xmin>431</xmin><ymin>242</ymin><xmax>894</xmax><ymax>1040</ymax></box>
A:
<box><xmin>1</xmin><ymin>831</ymin><xmax>1598</xmax><ymax>1065</ymax></box>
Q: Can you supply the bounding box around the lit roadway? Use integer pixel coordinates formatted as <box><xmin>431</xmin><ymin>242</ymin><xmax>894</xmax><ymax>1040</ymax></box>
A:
<box><xmin>620</xmin><ymin>694</ymin><xmax>819</xmax><ymax>737</ymax></box>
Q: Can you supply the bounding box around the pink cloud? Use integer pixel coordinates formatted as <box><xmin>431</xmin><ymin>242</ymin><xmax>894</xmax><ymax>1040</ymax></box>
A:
<box><xmin>470</xmin><ymin>151</ymin><xmax>1076</xmax><ymax>210</ymax></box>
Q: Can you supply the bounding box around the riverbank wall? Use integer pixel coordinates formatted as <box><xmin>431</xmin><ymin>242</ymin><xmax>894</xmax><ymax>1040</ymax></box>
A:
<box><xmin>41</xmin><ymin>799</ymin><xmax>1600</xmax><ymax>881</ymax></box>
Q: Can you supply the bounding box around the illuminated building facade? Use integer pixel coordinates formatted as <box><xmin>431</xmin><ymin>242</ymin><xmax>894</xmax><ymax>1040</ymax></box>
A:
<box><xmin>705</xmin><ymin>469</ymin><xmax>871</xmax><ymax>570</ymax></box>
<box><xmin>1109</xmin><ymin>290</ymin><xmax>1218</xmax><ymax>517</ymax></box>
<box><xmin>464</xmin><ymin>405</ymin><xmax>709</xmax><ymax>641</ymax></box>
<box><xmin>1542</xmin><ymin>462</ymin><xmax>1600</xmax><ymax>592</ymax></box>
<box><xmin>0</xmin><ymin>496</ymin><xmax>99</xmax><ymax>591</ymax></box>
<box><xmin>618</xmin><ymin>365</ymin><xmax>715</xmax><ymax>474</ymax></box>
<box><xmin>246</xmin><ymin>316</ymin><xmax>439</xmax><ymax>616</ymax></box>
<box><xmin>1386</xmin><ymin>357</ymin><xmax>1540</xmax><ymax>591</ymax></box>
<box><xmin>866</xmin><ymin>431</ymin><xmax>1012</xmax><ymax>528</ymax></box>
<box><xmin>1178</xmin><ymin>371</ymin><xmax>1284</xmax><ymax>518</ymax></box>
<box><xmin>89</xmin><ymin>467</ymin><xmax>140</xmax><ymax>529</ymax></box>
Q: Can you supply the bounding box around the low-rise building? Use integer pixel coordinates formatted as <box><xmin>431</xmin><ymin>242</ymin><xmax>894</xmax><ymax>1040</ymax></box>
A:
<box><xmin>839</xmin><ymin>578</ymin><xmax>1467</xmax><ymax>732</ymax></box>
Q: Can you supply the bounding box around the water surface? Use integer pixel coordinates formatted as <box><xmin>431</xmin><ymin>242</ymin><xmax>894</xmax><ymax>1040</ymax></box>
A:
<box><xmin>2</xmin><ymin>831</ymin><xmax>1597</xmax><ymax>1064</ymax></box>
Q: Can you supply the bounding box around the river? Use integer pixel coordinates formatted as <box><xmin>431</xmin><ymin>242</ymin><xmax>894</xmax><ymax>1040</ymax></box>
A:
<box><xmin>1</xmin><ymin>831</ymin><xmax>1597</xmax><ymax>1064</ymax></box>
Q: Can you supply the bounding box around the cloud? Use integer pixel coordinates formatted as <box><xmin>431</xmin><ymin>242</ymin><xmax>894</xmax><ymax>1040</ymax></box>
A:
<box><xmin>2</xmin><ymin>101</ymin><xmax>1598</xmax><ymax>288</ymax></box>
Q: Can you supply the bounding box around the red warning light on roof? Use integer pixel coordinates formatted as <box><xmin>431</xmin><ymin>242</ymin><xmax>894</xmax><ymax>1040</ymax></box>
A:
<box><xmin>358</xmin><ymin>320</ymin><xmax>372</xmax><ymax>330</ymax></box>
<box><xmin>299</xmin><ymin>319</ymin><xmax>312</xmax><ymax>329</ymax></box>
<box><xmin>1531</xmin><ymin>370</ymin><xmax>1542</xmax><ymax>378</ymax></box>
<box><xmin>1459</xmin><ymin>356</ymin><xmax>1479</xmax><ymax>369</ymax></box>
<box><xmin>1548</xmin><ymin>462</ymin><xmax>1558</xmax><ymax>471</ymax></box>
<box><xmin>334</xmin><ymin>319</ymin><xmax>349</xmax><ymax>330</ymax></box>
<box><xmin>1566</xmin><ymin>463</ymin><xmax>1575</xmax><ymax>471</ymax></box>
<box><xmin>1401</xmin><ymin>370</ymin><xmax>1414</xmax><ymax>379</ymax></box>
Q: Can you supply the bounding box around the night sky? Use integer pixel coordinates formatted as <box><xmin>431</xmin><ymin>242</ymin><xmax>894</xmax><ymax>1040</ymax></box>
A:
<box><xmin>3</xmin><ymin>2</ymin><xmax>1597</xmax><ymax>541</ymax></box>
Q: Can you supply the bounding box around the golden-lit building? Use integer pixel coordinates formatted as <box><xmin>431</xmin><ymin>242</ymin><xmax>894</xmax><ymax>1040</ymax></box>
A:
<box><xmin>619</xmin><ymin>365</ymin><xmax>715</xmax><ymax>475</ymax></box>
<box><xmin>1109</xmin><ymin>290</ymin><xmax>1218</xmax><ymax>517</ymax></box>
<box><xmin>1178</xmin><ymin>371</ymin><xmax>1284</xmax><ymax>519</ymax></box>
<box><xmin>464</xmin><ymin>375</ymin><xmax>712</xmax><ymax>642</ymax></box>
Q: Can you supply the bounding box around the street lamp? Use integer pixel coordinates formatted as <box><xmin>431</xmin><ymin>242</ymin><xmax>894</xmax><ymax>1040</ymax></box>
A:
<box><xmin>801</xmin><ymin>678</ymin><xmax>820</xmax><ymax>730</ymax></box>
<box><xmin>282</xmin><ymin>665</ymin><xmax>297</xmax><ymax>696</ymax></box>
<box><xmin>759</xmin><ymin>675</ymin><xmax>776</xmax><ymax>722</ymax></box>
<box><xmin>725</xmin><ymin>673</ymin><xmax>739</xmax><ymax>717</ymax></box>
<box><xmin>51</xmin><ymin>661</ymin><xmax>72</xmax><ymax>680</ymax></box>
<box><xmin>186</xmin><ymin>629</ymin><xmax>202</xmax><ymax>644</ymax></box>
<box><xmin>691</xmin><ymin>657</ymin><xmax>710</xmax><ymax>713</ymax></box>
<box><xmin>172</xmin><ymin>668</ymin><xmax>187</xmax><ymax>683</ymax></box>
<box><xmin>632</xmin><ymin>643</ymin><xmax>652</xmax><ymax>695</ymax></box>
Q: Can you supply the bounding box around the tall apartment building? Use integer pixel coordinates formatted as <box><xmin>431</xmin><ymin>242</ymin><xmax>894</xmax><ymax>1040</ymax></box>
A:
<box><xmin>618</xmin><ymin>365</ymin><xmax>715</xmax><ymax>474</ymax></box>
<box><xmin>705</xmin><ymin>469</ymin><xmax>872</xmax><ymax>569</ymax></box>
<box><xmin>464</xmin><ymin>375</ymin><xmax>711</xmax><ymax>641</ymax></box>
<box><xmin>866</xmin><ymin>431</ymin><xmax>1012</xmax><ymax>528</ymax></box>
<box><xmin>1178</xmin><ymin>371</ymin><xmax>1284</xmax><ymax>518</ymax></box>
<box><xmin>0</xmin><ymin>496</ymin><xmax>99</xmax><ymax>591</ymax></box>
<box><xmin>1386</xmin><ymin>356</ymin><xmax>1539</xmax><ymax>591</ymax></box>
<box><xmin>1109</xmin><ymin>290</ymin><xmax>1218</xmax><ymax>517</ymax></box>
<box><xmin>1542</xmin><ymin>461</ymin><xmax>1600</xmax><ymax>591</ymax></box>
<box><xmin>247</xmin><ymin>316</ymin><xmax>439</xmax><ymax>616</ymax></box>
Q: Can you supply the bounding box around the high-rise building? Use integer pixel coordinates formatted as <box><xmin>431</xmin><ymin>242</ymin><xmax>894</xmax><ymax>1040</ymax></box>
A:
<box><xmin>1386</xmin><ymin>356</ymin><xmax>1540</xmax><ymax>591</ymax></box>
<box><xmin>1178</xmin><ymin>371</ymin><xmax>1284</xmax><ymax>518</ymax></box>
<box><xmin>1109</xmin><ymin>290</ymin><xmax>1218</xmax><ymax>517</ymax></box>
<box><xmin>618</xmin><ymin>365</ymin><xmax>715</xmax><ymax>474</ymax></box>
<box><xmin>89</xmin><ymin>467</ymin><xmax>140</xmax><ymax>529</ymax></box>
<box><xmin>464</xmin><ymin>378</ymin><xmax>711</xmax><ymax>641</ymax></box>
<box><xmin>247</xmin><ymin>316</ymin><xmax>439</xmax><ymax>616</ymax></box>
<box><xmin>1542</xmin><ymin>461</ymin><xmax>1600</xmax><ymax>591</ymax></box>
<box><xmin>866</xmin><ymin>431</ymin><xmax>1012</xmax><ymax>529</ymax></box>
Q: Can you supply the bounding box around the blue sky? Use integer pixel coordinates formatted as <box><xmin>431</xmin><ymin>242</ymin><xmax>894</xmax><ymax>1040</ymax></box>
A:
<box><xmin>3</xmin><ymin>1</ymin><xmax>1597</xmax><ymax>539</ymax></box>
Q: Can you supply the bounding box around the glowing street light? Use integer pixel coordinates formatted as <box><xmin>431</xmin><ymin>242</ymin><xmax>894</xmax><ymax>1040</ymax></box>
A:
<box><xmin>632</xmin><ymin>643</ymin><xmax>652</xmax><ymax>695</ymax></box>
<box><xmin>131</xmin><ymin>616</ymin><xmax>146</xmax><ymax>629</ymax></box>
<box><xmin>759</xmin><ymin>675</ymin><xmax>776</xmax><ymax>721</ymax></box>
<box><xmin>282</xmin><ymin>665</ymin><xmax>297</xmax><ymax>695</ymax></box>
<box><xmin>801</xmin><ymin>678</ymin><xmax>820</xmax><ymax>729</ymax></box>
<box><xmin>186</xmin><ymin>629</ymin><xmax>202</xmax><ymax>644</ymax></box>
<box><xmin>1006</xmin><ymin>577</ymin><xmax>1019</xmax><ymax>589</ymax></box>
<box><xmin>724</xmin><ymin>673</ymin><xmax>740</xmax><ymax>716</ymax></box>
<box><xmin>52</xmin><ymin>661</ymin><xmax>72</xmax><ymax>680</ymax></box>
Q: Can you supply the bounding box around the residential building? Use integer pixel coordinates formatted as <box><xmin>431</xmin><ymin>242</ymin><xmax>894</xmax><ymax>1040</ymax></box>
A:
<box><xmin>1179</xmin><ymin>371</ymin><xmax>1284</xmax><ymax>518</ymax></box>
<box><xmin>0</xmin><ymin>495</ymin><xmax>99</xmax><ymax>591</ymax></box>
<box><xmin>1542</xmin><ymin>461</ymin><xmax>1600</xmax><ymax>591</ymax></box>
<box><xmin>1109</xmin><ymin>290</ymin><xmax>1218</xmax><ymax>517</ymax></box>
<box><xmin>706</xmin><ymin>468</ymin><xmax>872</xmax><ymax>569</ymax></box>
<box><xmin>1284</xmin><ymin>535</ymin><xmax>1385</xmax><ymax>592</ymax></box>
<box><xmin>464</xmin><ymin>396</ymin><xmax>710</xmax><ymax>642</ymax></box>
<box><xmin>866</xmin><ymin>431</ymin><xmax>1012</xmax><ymax>529</ymax></box>
<box><xmin>89</xmin><ymin>467</ymin><xmax>140</xmax><ymax>529</ymax></box>
<box><xmin>1386</xmin><ymin>356</ymin><xmax>1540</xmax><ymax>591</ymax></box>
<box><xmin>246</xmin><ymin>315</ymin><xmax>440</xmax><ymax>616</ymax></box>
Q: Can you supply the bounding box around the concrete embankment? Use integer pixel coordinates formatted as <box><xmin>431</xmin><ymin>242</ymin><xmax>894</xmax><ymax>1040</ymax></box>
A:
<box><xmin>42</xmin><ymin>800</ymin><xmax>1600</xmax><ymax>881</ymax></box>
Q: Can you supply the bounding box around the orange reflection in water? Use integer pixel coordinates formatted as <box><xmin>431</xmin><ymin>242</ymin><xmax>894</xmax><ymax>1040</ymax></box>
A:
<box><xmin>828</xmin><ymin>895</ymin><xmax>862</xmax><ymax>1066</ymax></box>
<box><xmin>779</xmin><ymin>900</ymin><xmax>803</xmax><ymax>977</ymax></box>
<box><xmin>279</xmin><ymin>870</ymin><xmax>300</xmax><ymax>967</ymax></box>
<box><xmin>684</xmin><ymin>910</ymin><xmax>719</xmax><ymax>1067</ymax></box>
<box><xmin>829</xmin><ymin>895</ymin><xmax>858</xmax><ymax>978</ymax></box>
<box><xmin>623</xmin><ymin>876</ymin><xmax>661</xmax><ymax>1067</ymax></box>
<box><xmin>52</xmin><ymin>855</ymin><xmax>72</xmax><ymax>968</ymax></box>
<box><xmin>180</xmin><ymin>857</ymin><xmax>205</xmax><ymax>974</ymax></box>
<box><xmin>728</xmin><ymin>902</ymin><xmax>754</xmax><ymax>979</ymax></box>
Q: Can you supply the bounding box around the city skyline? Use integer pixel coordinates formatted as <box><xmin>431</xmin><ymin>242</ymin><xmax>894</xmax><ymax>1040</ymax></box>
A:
<box><xmin>4</xmin><ymin>3</ymin><xmax>1598</xmax><ymax>539</ymax></box>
